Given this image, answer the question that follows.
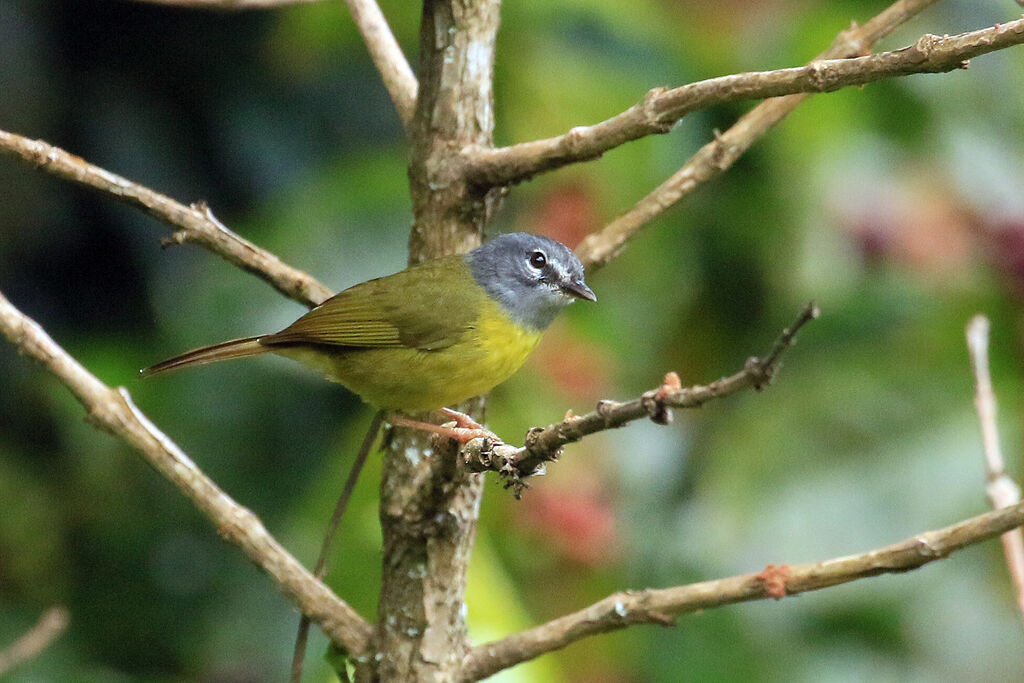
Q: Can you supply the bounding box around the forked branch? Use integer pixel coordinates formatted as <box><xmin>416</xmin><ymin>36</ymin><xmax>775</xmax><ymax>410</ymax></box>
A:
<box><xmin>0</xmin><ymin>129</ymin><xmax>332</xmax><ymax>308</ymax></box>
<box><xmin>575</xmin><ymin>0</ymin><xmax>945</xmax><ymax>269</ymax></box>
<box><xmin>466</xmin><ymin>17</ymin><xmax>1024</xmax><ymax>188</ymax></box>
<box><xmin>462</xmin><ymin>303</ymin><xmax>819</xmax><ymax>496</ymax></box>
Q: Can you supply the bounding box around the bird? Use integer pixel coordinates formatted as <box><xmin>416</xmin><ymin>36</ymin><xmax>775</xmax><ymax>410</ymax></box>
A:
<box><xmin>142</xmin><ymin>232</ymin><xmax>596</xmax><ymax>435</ymax></box>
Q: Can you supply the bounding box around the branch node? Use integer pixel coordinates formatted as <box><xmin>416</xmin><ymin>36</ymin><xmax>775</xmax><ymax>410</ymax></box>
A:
<box><xmin>522</xmin><ymin>426</ymin><xmax>544</xmax><ymax>451</ymax></box>
<box><xmin>913</xmin><ymin>535</ymin><xmax>942</xmax><ymax>560</ymax></box>
<box><xmin>159</xmin><ymin>230</ymin><xmax>189</xmax><ymax>249</ymax></box>
<box><xmin>464</xmin><ymin>437</ymin><xmax>495</xmax><ymax>468</ymax></box>
<box><xmin>641</xmin><ymin>87</ymin><xmax>675</xmax><ymax>130</ymax></box>
<box><xmin>913</xmin><ymin>33</ymin><xmax>940</xmax><ymax>60</ymax></box>
<box><xmin>709</xmin><ymin>132</ymin><xmax>734</xmax><ymax>171</ymax></box>
<box><xmin>743</xmin><ymin>356</ymin><xmax>773</xmax><ymax>390</ymax></box>
<box><xmin>806</xmin><ymin>61</ymin><xmax>831</xmax><ymax>91</ymax></box>
<box><xmin>596</xmin><ymin>399</ymin><xmax>623</xmax><ymax>423</ymax></box>
<box><xmin>640</xmin><ymin>371</ymin><xmax>682</xmax><ymax>425</ymax></box>
<box><xmin>192</xmin><ymin>200</ymin><xmax>228</xmax><ymax>232</ymax></box>
<box><xmin>642</xmin><ymin>86</ymin><xmax>668</xmax><ymax>109</ymax></box>
<box><xmin>563</xmin><ymin>126</ymin><xmax>591</xmax><ymax>154</ymax></box>
<box><xmin>646</xmin><ymin>610</ymin><xmax>676</xmax><ymax>627</ymax></box>
<box><xmin>520</xmin><ymin>427</ymin><xmax>559</xmax><ymax>468</ymax></box>
<box><xmin>756</xmin><ymin>563</ymin><xmax>791</xmax><ymax>599</ymax></box>
<box><xmin>657</xmin><ymin>371</ymin><xmax>682</xmax><ymax>398</ymax></box>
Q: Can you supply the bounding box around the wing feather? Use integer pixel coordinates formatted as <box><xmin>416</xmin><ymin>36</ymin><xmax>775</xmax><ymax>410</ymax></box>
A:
<box><xmin>261</xmin><ymin>256</ymin><xmax>481</xmax><ymax>351</ymax></box>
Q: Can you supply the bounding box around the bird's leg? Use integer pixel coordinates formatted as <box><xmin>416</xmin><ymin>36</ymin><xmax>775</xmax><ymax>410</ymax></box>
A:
<box><xmin>389</xmin><ymin>407</ymin><xmax>499</xmax><ymax>445</ymax></box>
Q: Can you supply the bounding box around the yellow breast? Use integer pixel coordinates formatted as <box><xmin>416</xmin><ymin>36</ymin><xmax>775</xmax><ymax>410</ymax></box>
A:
<box><xmin>467</xmin><ymin>296</ymin><xmax>544</xmax><ymax>393</ymax></box>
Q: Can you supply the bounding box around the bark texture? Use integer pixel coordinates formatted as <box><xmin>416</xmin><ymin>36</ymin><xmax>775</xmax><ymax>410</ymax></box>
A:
<box><xmin>365</xmin><ymin>1</ymin><xmax>503</xmax><ymax>680</ymax></box>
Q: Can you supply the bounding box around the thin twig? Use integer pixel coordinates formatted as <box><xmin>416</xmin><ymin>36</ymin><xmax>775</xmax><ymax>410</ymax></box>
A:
<box><xmin>965</xmin><ymin>315</ymin><xmax>1024</xmax><ymax>619</ymax></box>
<box><xmin>291</xmin><ymin>410</ymin><xmax>385</xmax><ymax>683</ymax></box>
<box><xmin>461</xmin><ymin>303</ymin><xmax>819</xmax><ymax>495</ymax></box>
<box><xmin>0</xmin><ymin>129</ymin><xmax>332</xmax><ymax>308</ymax></box>
<box><xmin>465</xmin><ymin>16</ymin><xmax>1024</xmax><ymax>188</ymax></box>
<box><xmin>0</xmin><ymin>290</ymin><xmax>371</xmax><ymax>656</ymax></box>
<box><xmin>343</xmin><ymin>0</ymin><xmax>418</xmax><ymax>127</ymax></box>
<box><xmin>0</xmin><ymin>607</ymin><xmax>69</xmax><ymax>676</ymax></box>
<box><xmin>460</xmin><ymin>498</ymin><xmax>1024</xmax><ymax>681</ymax></box>
<box><xmin>575</xmin><ymin>0</ymin><xmax>944</xmax><ymax>269</ymax></box>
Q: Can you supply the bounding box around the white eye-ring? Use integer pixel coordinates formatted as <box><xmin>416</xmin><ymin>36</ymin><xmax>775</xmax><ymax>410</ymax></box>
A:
<box><xmin>528</xmin><ymin>250</ymin><xmax>547</xmax><ymax>269</ymax></box>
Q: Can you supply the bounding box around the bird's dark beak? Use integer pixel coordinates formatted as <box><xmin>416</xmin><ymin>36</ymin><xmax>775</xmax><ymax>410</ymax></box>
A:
<box><xmin>561</xmin><ymin>277</ymin><xmax>597</xmax><ymax>302</ymax></box>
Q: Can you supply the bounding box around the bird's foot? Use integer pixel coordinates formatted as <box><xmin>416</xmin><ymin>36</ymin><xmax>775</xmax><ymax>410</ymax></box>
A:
<box><xmin>390</xmin><ymin>408</ymin><xmax>499</xmax><ymax>445</ymax></box>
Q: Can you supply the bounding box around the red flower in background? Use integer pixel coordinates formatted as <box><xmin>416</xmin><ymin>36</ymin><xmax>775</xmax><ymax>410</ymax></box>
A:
<box><xmin>531</xmin><ymin>182</ymin><xmax>599</xmax><ymax>248</ymax></box>
<box><xmin>515</xmin><ymin>476</ymin><xmax>619</xmax><ymax>567</ymax></box>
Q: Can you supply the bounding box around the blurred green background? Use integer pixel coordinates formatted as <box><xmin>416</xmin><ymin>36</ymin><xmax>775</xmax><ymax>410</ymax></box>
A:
<box><xmin>2</xmin><ymin>0</ymin><xmax>1024</xmax><ymax>680</ymax></box>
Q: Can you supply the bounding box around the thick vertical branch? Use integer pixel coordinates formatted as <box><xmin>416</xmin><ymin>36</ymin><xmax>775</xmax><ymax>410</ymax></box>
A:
<box><xmin>406</xmin><ymin>0</ymin><xmax>503</xmax><ymax>263</ymax></box>
<box><xmin>366</xmin><ymin>1</ymin><xmax>503</xmax><ymax>681</ymax></box>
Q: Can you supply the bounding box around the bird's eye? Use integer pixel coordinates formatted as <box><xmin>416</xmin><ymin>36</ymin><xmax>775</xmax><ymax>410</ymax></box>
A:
<box><xmin>528</xmin><ymin>250</ymin><xmax>547</xmax><ymax>269</ymax></box>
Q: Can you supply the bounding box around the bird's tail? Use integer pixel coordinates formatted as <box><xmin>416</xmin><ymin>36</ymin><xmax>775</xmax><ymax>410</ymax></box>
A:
<box><xmin>141</xmin><ymin>336</ymin><xmax>266</xmax><ymax>377</ymax></box>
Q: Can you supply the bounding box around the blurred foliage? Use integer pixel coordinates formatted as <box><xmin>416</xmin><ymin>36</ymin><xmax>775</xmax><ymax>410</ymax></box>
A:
<box><xmin>2</xmin><ymin>0</ymin><xmax>1024</xmax><ymax>681</ymax></box>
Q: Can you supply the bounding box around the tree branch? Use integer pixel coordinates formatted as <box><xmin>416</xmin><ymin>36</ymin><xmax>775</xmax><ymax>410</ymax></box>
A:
<box><xmin>461</xmin><ymin>498</ymin><xmax>1024</xmax><ymax>681</ymax></box>
<box><xmin>0</xmin><ymin>129</ymin><xmax>332</xmax><ymax>308</ymax></box>
<box><xmin>465</xmin><ymin>15</ymin><xmax>1024</xmax><ymax>188</ymax></box>
<box><xmin>462</xmin><ymin>303</ymin><xmax>819</xmax><ymax>495</ymax></box>
<box><xmin>0</xmin><ymin>607</ymin><xmax>69</xmax><ymax>676</ymax></box>
<box><xmin>966</xmin><ymin>315</ymin><xmax>1024</xmax><ymax>619</ymax></box>
<box><xmin>575</xmin><ymin>0</ymin><xmax>943</xmax><ymax>269</ymax></box>
<box><xmin>132</xmin><ymin>0</ymin><xmax>418</xmax><ymax>132</ymax></box>
<box><xmin>343</xmin><ymin>0</ymin><xmax>418</xmax><ymax>128</ymax></box>
<box><xmin>0</xmin><ymin>290</ymin><xmax>372</xmax><ymax>657</ymax></box>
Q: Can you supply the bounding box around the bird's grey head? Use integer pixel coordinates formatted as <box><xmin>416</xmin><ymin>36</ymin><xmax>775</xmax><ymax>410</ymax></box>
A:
<box><xmin>467</xmin><ymin>232</ymin><xmax>597</xmax><ymax>331</ymax></box>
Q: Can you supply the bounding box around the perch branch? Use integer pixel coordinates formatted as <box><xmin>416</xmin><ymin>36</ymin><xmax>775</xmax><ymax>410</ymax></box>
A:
<box><xmin>0</xmin><ymin>607</ymin><xmax>69</xmax><ymax>676</ymax></box>
<box><xmin>575</xmin><ymin>0</ymin><xmax>942</xmax><ymax>269</ymax></box>
<box><xmin>462</xmin><ymin>303</ymin><xmax>819</xmax><ymax>495</ymax></box>
<box><xmin>0</xmin><ymin>129</ymin><xmax>332</xmax><ymax>308</ymax></box>
<box><xmin>343</xmin><ymin>0</ymin><xmax>418</xmax><ymax>127</ymax></box>
<box><xmin>465</xmin><ymin>15</ymin><xmax>1024</xmax><ymax>187</ymax></box>
<box><xmin>966</xmin><ymin>315</ymin><xmax>1024</xmax><ymax>618</ymax></box>
<box><xmin>461</xmin><ymin>498</ymin><xmax>1024</xmax><ymax>681</ymax></box>
<box><xmin>0</xmin><ymin>290</ymin><xmax>371</xmax><ymax>656</ymax></box>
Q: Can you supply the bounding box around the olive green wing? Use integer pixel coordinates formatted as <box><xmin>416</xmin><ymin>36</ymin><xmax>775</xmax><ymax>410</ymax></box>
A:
<box><xmin>262</xmin><ymin>256</ymin><xmax>481</xmax><ymax>351</ymax></box>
